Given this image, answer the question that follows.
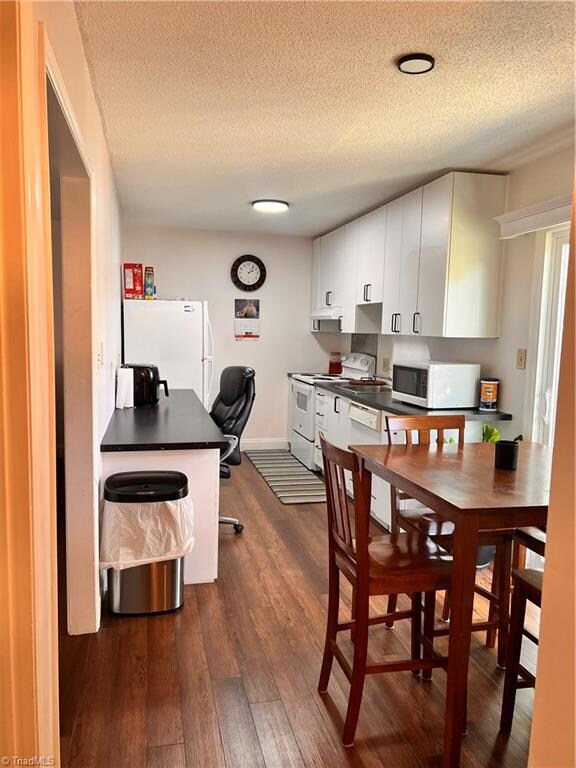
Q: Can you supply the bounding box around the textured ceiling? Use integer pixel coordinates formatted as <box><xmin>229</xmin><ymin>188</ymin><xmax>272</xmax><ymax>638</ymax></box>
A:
<box><xmin>75</xmin><ymin>1</ymin><xmax>575</xmax><ymax>236</ymax></box>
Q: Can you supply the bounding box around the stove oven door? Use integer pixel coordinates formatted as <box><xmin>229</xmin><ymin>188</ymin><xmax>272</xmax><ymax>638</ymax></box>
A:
<box><xmin>290</xmin><ymin>379</ymin><xmax>315</xmax><ymax>441</ymax></box>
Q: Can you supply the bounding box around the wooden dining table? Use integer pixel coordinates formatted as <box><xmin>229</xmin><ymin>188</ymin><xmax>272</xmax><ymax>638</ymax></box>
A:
<box><xmin>349</xmin><ymin>441</ymin><xmax>551</xmax><ymax>768</ymax></box>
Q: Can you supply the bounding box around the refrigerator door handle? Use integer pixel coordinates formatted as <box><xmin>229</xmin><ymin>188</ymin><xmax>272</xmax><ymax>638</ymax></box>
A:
<box><xmin>204</xmin><ymin>357</ymin><xmax>214</xmax><ymax>409</ymax></box>
<box><xmin>204</xmin><ymin>301</ymin><xmax>214</xmax><ymax>360</ymax></box>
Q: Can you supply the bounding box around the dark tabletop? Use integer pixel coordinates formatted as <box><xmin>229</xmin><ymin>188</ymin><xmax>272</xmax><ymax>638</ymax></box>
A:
<box><xmin>315</xmin><ymin>381</ymin><xmax>512</xmax><ymax>422</ymax></box>
<box><xmin>101</xmin><ymin>390</ymin><xmax>229</xmax><ymax>452</ymax></box>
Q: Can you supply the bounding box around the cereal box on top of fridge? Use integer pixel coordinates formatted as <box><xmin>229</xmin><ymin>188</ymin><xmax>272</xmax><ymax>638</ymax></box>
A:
<box><xmin>123</xmin><ymin>263</ymin><xmax>143</xmax><ymax>299</ymax></box>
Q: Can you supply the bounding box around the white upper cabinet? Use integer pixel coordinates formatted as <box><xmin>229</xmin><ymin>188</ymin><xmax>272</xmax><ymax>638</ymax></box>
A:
<box><xmin>356</xmin><ymin>206</ymin><xmax>386</xmax><ymax>305</ymax></box>
<box><xmin>312</xmin><ymin>221</ymin><xmax>357</xmax><ymax>332</ymax></box>
<box><xmin>381</xmin><ymin>196</ymin><xmax>404</xmax><ymax>335</ymax></box>
<box><xmin>310</xmin><ymin>236</ymin><xmax>322</xmax><ymax>314</ymax></box>
<box><xmin>417</xmin><ymin>172</ymin><xmax>506</xmax><ymax>338</ymax></box>
<box><xmin>398</xmin><ymin>187</ymin><xmax>423</xmax><ymax>335</ymax></box>
<box><xmin>382</xmin><ymin>187</ymin><xmax>422</xmax><ymax>336</ymax></box>
<box><xmin>313</xmin><ymin>171</ymin><xmax>506</xmax><ymax>338</ymax></box>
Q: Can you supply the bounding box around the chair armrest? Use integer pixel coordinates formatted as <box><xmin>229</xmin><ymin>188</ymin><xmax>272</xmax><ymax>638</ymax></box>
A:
<box><xmin>220</xmin><ymin>435</ymin><xmax>239</xmax><ymax>463</ymax></box>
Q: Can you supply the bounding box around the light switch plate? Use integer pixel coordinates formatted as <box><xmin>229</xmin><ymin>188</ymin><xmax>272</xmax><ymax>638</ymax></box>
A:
<box><xmin>516</xmin><ymin>348</ymin><xmax>527</xmax><ymax>370</ymax></box>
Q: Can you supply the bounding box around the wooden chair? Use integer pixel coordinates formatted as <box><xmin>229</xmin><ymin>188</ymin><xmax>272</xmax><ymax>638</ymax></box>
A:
<box><xmin>384</xmin><ymin>415</ymin><xmax>514</xmax><ymax>668</ymax></box>
<box><xmin>318</xmin><ymin>433</ymin><xmax>452</xmax><ymax>747</ymax></box>
<box><xmin>500</xmin><ymin>569</ymin><xmax>543</xmax><ymax>733</ymax></box>
<box><xmin>512</xmin><ymin>526</ymin><xmax>546</xmax><ymax>569</ymax></box>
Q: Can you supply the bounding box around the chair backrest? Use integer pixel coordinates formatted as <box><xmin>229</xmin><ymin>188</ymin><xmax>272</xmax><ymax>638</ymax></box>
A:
<box><xmin>385</xmin><ymin>414</ymin><xmax>465</xmax><ymax>447</ymax></box>
<box><xmin>319</xmin><ymin>433</ymin><xmax>371</xmax><ymax>580</ymax></box>
<box><xmin>210</xmin><ymin>367</ymin><xmax>256</xmax><ymax>464</ymax></box>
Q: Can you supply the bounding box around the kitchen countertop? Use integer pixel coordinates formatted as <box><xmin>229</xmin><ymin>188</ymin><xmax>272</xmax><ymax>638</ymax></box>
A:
<box><xmin>315</xmin><ymin>382</ymin><xmax>512</xmax><ymax>422</ymax></box>
<box><xmin>101</xmin><ymin>390</ymin><xmax>229</xmax><ymax>452</ymax></box>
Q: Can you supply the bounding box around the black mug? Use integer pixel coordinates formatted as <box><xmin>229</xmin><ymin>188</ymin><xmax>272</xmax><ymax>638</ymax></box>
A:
<box><xmin>494</xmin><ymin>440</ymin><xmax>519</xmax><ymax>470</ymax></box>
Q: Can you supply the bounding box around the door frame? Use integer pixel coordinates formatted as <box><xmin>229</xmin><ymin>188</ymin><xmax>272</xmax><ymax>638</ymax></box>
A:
<box><xmin>0</xmin><ymin>3</ymin><xmax>59</xmax><ymax>762</ymax></box>
<box><xmin>46</xmin><ymin>26</ymin><xmax>100</xmax><ymax>635</ymax></box>
<box><xmin>523</xmin><ymin>226</ymin><xmax>571</xmax><ymax>441</ymax></box>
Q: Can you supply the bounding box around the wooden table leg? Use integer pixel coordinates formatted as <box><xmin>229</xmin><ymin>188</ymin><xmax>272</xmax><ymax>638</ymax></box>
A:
<box><xmin>442</xmin><ymin>514</ymin><xmax>479</xmax><ymax>768</ymax></box>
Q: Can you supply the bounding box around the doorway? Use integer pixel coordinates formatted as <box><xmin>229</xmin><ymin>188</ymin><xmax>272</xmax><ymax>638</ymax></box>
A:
<box><xmin>531</xmin><ymin>228</ymin><xmax>571</xmax><ymax>447</ymax></box>
<box><xmin>47</xmin><ymin>76</ymin><xmax>97</xmax><ymax>647</ymax></box>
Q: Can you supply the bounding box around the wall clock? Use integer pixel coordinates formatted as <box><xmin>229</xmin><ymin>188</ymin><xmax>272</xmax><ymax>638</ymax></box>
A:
<box><xmin>231</xmin><ymin>255</ymin><xmax>266</xmax><ymax>292</ymax></box>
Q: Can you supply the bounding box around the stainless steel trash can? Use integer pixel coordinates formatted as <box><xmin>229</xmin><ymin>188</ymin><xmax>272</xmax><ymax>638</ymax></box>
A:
<box><xmin>104</xmin><ymin>470</ymin><xmax>188</xmax><ymax>615</ymax></box>
<box><xmin>108</xmin><ymin>557</ymin><xmax>184</xmax><ymax>614</ymax></box>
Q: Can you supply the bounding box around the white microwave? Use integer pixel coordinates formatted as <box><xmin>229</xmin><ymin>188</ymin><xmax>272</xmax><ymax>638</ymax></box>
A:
<box><xmin>392</xmin><ymin>361</ymin><xmax>481</xmax><ymax>409</ymax></box>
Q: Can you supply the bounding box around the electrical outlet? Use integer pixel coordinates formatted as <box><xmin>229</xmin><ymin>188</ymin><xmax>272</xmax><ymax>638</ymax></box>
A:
<box><xmin>516</xmin><ymin>348</ymin><xmax>527</xmax><ymax>370</ymax></box>
<box><xmin>381</xmin><ymin>357</ymin><xmax>390</xmax><ymax>373</ymax></box>
<box><xmin>97</xmin><ymin>340</ymin><xmax>104</xmax><ymax>369</ymax></box>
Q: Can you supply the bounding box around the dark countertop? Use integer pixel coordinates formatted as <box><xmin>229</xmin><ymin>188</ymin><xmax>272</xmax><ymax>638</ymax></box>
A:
<box><xmin>101</xmin><ymin>390</ymin><xmax>229</xmax><ymax>452</ymax></box>
<box><xmin>315</xmin><ymin>382</ymin><xmax>512</xmax><ymax>422</ymax></box>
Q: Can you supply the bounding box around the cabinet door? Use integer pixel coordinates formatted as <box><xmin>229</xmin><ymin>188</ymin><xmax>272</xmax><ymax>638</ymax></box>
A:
<box><xmin>355</xmin><ymin>213</ymin><xmax>373</xmax><ymax>304</ymax></box>
<box><xmin>335</xmin><ymin>223</ymin><xmax>358</xmax><ymax>332</ymax></box>
<box><xmin>319</xmin><ymin>229</ymin><xmax>340</xmax><ymax>308</ymax></box>
<box><xmin>417</xmin><ymin>174</ymin><xmax>452</xmax><ymax>337</ymax></box>
<box><xmin>398</xmin><ymin>187</ymin><xmax>423</xmax><ymax>335</ymax></box>
<box><xmin>381</xmin><ymin>197</ymin><xmax>403</xmax><ymax>335</ymax></box>
<box><xmin>310</xmin><ymin>237</ymin><xmax>322</xmax><ymax>315</ymax></box>
<box><xmin>356</xmin><ymin>207</ymin><xmax>385</xmax><ymax>305</ymax></box>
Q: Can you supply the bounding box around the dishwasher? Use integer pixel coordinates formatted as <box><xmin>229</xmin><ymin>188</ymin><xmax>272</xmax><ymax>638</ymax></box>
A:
<box><xmin>348</xmin><ymin>402</ymin><xmax>391</xmax><ymax>529</ymax></box>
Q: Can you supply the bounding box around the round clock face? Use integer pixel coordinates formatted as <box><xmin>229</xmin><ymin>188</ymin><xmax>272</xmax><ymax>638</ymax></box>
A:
<box><xmin>231</xmin><ymin>255</ymin><xmax>266</xmax><ymax>292</ymax></box>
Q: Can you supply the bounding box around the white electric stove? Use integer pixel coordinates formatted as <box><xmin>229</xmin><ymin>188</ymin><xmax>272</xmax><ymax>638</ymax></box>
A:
<box><xmin>289</xmin><ymin>354</ymin><xmax>376</xmax><ymax>469</ymax></box>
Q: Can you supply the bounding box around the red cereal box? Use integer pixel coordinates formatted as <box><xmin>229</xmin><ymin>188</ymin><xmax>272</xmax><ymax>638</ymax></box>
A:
<box><xmin>123</xmin><ymin>263</ymin><xmax>143</xmax><ymax>299</ymax></box>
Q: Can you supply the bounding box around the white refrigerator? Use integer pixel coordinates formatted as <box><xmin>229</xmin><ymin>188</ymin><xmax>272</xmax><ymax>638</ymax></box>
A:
<box><xmin>123</xmin><ymin>300</ymin><xmax>214</xmax><ymax>408</ymax></box>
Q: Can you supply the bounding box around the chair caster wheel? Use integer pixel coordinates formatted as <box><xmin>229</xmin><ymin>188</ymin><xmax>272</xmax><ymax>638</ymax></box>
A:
<box><xmin>233</xmin><ymin>523</ymin><xmax>244</xmax><ymax>534</ymax></box>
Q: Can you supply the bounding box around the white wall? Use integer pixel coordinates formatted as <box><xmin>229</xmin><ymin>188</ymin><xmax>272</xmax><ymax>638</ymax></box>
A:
<box><xmin>122</xmin><ymin>225</ymin><xmax>348</xmax><ymax>445</ymax></box>
<box><xmin>378</xmin><ymin>144</ymin><xmax>574</xmax><ymax>439</ymax></box>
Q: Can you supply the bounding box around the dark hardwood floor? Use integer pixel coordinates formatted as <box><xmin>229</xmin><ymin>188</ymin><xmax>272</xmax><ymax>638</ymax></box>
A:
<box><xmin>58</xmin><ymin>458</ymin><xmax>538</xmax><ymax>768</ymax></box>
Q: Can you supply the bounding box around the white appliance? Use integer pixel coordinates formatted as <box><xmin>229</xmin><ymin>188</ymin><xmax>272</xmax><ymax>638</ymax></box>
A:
<box><xmin>289</xmin><ymin>353</ymin><xmax>376</xmax><ymax>469</ymax></box>
<box><xmin>123</xmin><ymin>300</ymin><xmax>214</xmax><ymax>408</ymax></box>
<box><xmin>392</xmin><ymin>361</ymin><xmax>480</xmax><ymax>409</ymax></box>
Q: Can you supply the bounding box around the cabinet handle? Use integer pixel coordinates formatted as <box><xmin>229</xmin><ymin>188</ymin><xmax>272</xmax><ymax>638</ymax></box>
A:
<box><xmin>334</xmin><ymin>396</ymin><xmax>340</xmax><ymax>414</ymax></box>
<box><xmin>313</xmin><ymin>319</ymin><xmax>319</xmax><ymax>331</ymax></box>
<box><xmin>413</xmin><ymin>312</ymin><xmax>421</xmax><ymax>334</ymax></box>
<box><xmin>393</xmin><ymin>313</ymin><xmax>400</xmax><ymax>333</ymax></box>
<box><xmin>390</xmin><ymin>313</ymin><xmax>395</xmax><ymax>332</ymax></box>
<box><xmin>366</xmin><ymin>284</ymin><xmax>371</xmax><ymax>302</ymax></box>
<box><xmin>326</xmin><ymin>290</ymin><xmax>332</xmax><ymax>306</ymax></box>
<box><xmin>337</xmin><ymin>315</ymin><xmax>343</xmax><ymax>332</ymax></box>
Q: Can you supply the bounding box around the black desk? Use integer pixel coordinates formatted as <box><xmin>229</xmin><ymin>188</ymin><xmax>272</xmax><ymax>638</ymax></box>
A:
<box><xmin>101</xmin><ymin>390</ymin><xmax>228</xmax><ymax>453</ymax></box>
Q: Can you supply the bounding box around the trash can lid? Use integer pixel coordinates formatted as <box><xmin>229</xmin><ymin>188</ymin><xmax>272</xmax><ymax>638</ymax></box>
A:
<box><xmin>104</xmin><ymin>471</ymin><xmax>188</xmax><ymax>503</ymax></box>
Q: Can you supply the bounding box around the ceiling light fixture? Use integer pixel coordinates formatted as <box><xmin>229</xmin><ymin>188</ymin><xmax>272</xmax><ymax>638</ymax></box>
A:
<box><xmin>252</xmin><ymin>199</ymin><xmax>289</xmax><ymax>213</ymax></box>
<box><xmin>396</xmin><ymin>53</ymin><xmax>435</xmax><ymax>75</ymax></box>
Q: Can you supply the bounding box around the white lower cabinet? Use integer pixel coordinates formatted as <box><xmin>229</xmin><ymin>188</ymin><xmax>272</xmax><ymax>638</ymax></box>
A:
<box><xmin>315</xmin><ymin>392</ymin><xmax>350</xmax><ymax>468</ymax></box>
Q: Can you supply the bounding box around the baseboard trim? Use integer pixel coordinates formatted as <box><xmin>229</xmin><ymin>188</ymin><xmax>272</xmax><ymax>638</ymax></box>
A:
<box><xmin>242</xmin><ymin>438</ymin><xmax>289</xmax><ymax>451</ymax></box>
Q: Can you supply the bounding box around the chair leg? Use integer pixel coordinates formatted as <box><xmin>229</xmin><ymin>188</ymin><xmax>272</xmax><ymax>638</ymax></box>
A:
<box><xmin>386</xmin><ymin>491</ymin><xmax>399</xmax><ymax>629</ymax></box>
<box><xmin>351</xmin><ymin>584</ymin><xmax>356</xmax><ymax>644</ymax></box>
<box><xmin>500</xmin><ymin>582</ymin><xmax>526</xmax><ymax>733</ymax></box>
<box><xmin>319</xmin><ymin>564</ymin><xmax>340</xmax><ymax>694</ymax></box>
<box><xmin>441</xmin><ymin>586</ymin><xmax>451</xmax><ymax>622</ymax></box>
<box><xmin>422</xmin><ymin>591</ymin><xmax>435</xmax><ymax>681</ymax></box>
<box><xmin>410</xmin><ymin>592</ymin><xmax>422</xmax><ymax>677</ymax></box>
<box><xmin>496</xmin><ymin>537</ymin><xmax>513</xmax><ymax>669</ymax></box>
<box><xmin>486</xmin><ymin>545</ymin><xmax>501</xmax><ymax>649</ymax></box>
<box><xmin>385</xmin><ymin>593</ymin><xmax>398</xmax><ymax>629</ymax></box>
<box><xmin>342</xmin><ymin>588</ymin><xmax>369</xmax><ymax>747</ymax></box>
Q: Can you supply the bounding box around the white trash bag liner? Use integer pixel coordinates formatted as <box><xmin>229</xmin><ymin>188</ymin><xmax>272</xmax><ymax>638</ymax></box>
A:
<box><xmin>100</xmin><ymin>496</ymin><xmax>195</xmax><ymax>571</ymax></box>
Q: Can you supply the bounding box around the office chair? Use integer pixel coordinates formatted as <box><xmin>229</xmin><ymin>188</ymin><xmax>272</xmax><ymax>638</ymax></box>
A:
<box><xmin>210</xmin><ymin>366</ymin><xmax>256</xmax><ymax>533</ymax></box>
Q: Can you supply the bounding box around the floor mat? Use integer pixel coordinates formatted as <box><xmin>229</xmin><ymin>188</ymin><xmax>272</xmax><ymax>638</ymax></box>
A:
<box><xmin>245</xmin><ymin>449</ymin><xmax>326</xmax><ymax>504</ymax></box>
